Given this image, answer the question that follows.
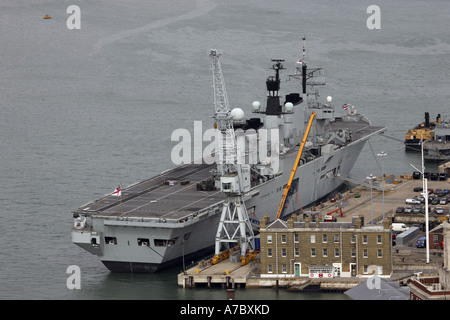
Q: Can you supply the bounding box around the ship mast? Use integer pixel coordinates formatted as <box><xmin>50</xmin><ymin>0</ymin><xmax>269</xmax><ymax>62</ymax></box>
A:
<box><xmin>209</xmin><ymin>49</ymin><xmax>255</xmax><ymax>265</ymax></box>
<box><xmin>302</xmin><ymin>37</ymin><xmax>307</xmax><ymax>95</ymax></box>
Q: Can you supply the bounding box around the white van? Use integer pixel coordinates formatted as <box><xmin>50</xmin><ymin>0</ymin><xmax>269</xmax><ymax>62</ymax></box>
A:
<box><xmin>405</xmin><ymin>198</ymin><xmax>421</xmax><ymax>204</ymax></box>
<box><xmin>392</xmin><ymin>223</ymin><xmax>409</xmax><ymax>232</ymax></box>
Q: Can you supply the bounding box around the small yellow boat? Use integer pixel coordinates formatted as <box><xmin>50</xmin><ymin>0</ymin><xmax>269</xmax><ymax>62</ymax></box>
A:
<box><xmin>43</xmin><ymin>15</ymin><xmax>52</xmax><ymax>19</ymax></box>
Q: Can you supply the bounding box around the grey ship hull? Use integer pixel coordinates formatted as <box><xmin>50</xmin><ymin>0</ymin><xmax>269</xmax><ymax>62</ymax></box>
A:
<box><xmin>72</xmin><ymin>126</ymin><xmax>382</xmax><ymax>273</ymax></box>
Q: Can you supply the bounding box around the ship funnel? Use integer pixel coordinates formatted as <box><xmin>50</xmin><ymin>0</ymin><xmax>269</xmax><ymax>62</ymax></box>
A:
<box><xmin>425</xmin><ymin>112</ymin><xmax>430</xmax><ymax>127</ymax></box>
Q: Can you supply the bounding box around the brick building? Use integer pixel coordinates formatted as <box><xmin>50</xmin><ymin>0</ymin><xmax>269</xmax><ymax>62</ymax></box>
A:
<box><xmin>259</xmin><ymin>214</ymin><xmax>392</xmax><ymax>278</ymax></box>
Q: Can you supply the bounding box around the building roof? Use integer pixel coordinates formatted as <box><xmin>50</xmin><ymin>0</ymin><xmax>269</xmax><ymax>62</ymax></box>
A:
<box><xmin>266</xmin><ymin>219</ymin><xmax>288</xmax><ymax>229</ymax></box>
<box><xmin>344</xmin><ymin>276</ymin><xmax>410</xmax><ymax>300</ymax></box>
<box><xmin>430</xmin><ymin>223</ymin><xmax>444</xmax><ymax>234</ymax></box>
<box><xmin>263</xmin><ymin>219</ymin><xmax>386</xmax><ymax>231</ymax></box>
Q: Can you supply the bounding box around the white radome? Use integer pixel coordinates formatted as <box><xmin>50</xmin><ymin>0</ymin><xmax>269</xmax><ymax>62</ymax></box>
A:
<box><xmin>231</xmin><ymin>108</ymin><xmax>245</xmax><ymax>120</ymax></box>
<box><xmin>252</xmin><ymin>101</ymin><xmax>261</xmax><ymax>110</ymax></box>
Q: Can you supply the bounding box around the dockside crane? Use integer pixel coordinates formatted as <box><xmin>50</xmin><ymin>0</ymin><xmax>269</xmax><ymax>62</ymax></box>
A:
<box><xmin>275</xmin><ymin>112</ymin><xmax>316</xmax><ymax>220</ymax></box>
<box><xmin>209</xmin><ymin>49</ymin><xmax>256</xmax><ymax>266</ymax></box>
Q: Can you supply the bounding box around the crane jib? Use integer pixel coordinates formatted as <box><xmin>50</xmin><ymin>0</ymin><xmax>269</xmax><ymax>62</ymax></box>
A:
<box><xmin>275</xmin><ymin>112</ymin><xmax>316</xmax><ymax>220</ymax></box>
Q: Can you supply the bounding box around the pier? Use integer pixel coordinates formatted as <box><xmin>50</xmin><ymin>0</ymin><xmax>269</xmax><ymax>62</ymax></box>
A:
<box><xmin>178</xmin><ymin>248</ymin><xmax>256</xmax><ymax>288</ymax></box>
<box><xmin>178</xmin><ymin>173</ymin><xmax>449</xmax><ymax>291</ymax></box>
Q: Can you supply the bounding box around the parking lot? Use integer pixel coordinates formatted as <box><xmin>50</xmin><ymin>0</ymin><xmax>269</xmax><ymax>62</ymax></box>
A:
<box><xmin>323</xmin><ymin>173</ymin><xmax>450</xmax><ymax>226</ymax></box>
<box><xmin>395</xmin><ymin>178</ymin><xmax>450</xmax><ymax>222</ymax></box>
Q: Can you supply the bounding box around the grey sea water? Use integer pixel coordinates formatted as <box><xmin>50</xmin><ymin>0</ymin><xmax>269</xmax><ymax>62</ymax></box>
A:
<box><xmin>1</xmin><ymin>0</ymin><xmax>449</xmax><ymax>300</ymax></box>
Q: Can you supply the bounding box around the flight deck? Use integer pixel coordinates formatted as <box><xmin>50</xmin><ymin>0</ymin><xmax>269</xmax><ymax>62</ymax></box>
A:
<box><xmin>73</xmin><ymin>163</ymin><xmax>225</xmax><ymax>221</ymax></box>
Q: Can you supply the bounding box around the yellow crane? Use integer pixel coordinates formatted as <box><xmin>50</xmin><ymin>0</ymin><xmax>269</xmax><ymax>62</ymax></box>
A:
<box><xmin>275</xmin><ymin>112</ymin><xmax>316</xmax><ymax>220</ymax></box>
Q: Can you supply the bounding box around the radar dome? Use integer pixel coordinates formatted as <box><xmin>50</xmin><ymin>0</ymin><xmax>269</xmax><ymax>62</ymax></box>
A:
<box><xmin>231</xmin><ymin>108</ymin><xmax>245</xmax><ymax>120</ymax></box>
<box><xmin>285</xmin><ymin>102</ymin><xmax>294</xmax><ymax>111</ymax></box>
<box><xmin>252</xmin><ymin>101</ymin><xmax>261</xmax><ymax>110</ymax></box>
<box><xmin>327</xmin><ymin>96</ymin><xmax>332</xmax><ymax>103</ymax></box>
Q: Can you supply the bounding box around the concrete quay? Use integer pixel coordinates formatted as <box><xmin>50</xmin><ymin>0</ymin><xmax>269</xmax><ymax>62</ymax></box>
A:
<box><xmin>178</xmin><ymin>252</ymin><xmax>255</xmax><ymax>288</ymax></box>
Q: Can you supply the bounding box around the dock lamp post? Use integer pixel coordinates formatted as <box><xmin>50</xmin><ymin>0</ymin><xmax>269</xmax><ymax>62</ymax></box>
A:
<box><xmin>377</xmin><ymin>151</ymin><xmax>387</xmax><ymax>219</ymax></box>
<box><xmin>366</xmin><ymin>174</ymin><xmax>375</xmax><ymax>224</ymax></box>
<box><xmin>410</xmin><ymin>141</ymin><xmax>430</xmax><ymax>264</ymax></box>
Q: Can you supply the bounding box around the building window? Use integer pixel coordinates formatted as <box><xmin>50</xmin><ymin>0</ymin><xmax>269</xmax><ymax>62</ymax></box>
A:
<box><xmin>363</xmin><ymin>235</ymin><xmax>368</xmax><ymax>244</ymax></box>
<box><xmin>363</xmin><ymin>249</ymin><xmax>368</xmax><ymax>258</ymax></box>
<box><xmin>335</xmin><ymin>248</ymin><xmax>340</xmax><ymax>257</ymax></box>
<box><xmin>282</xmin><ymin>248</ymin><xmax>287</xmax><ymax>257</ymax></box>
<box><xmin>268</xmin><ymin>265</ymin><xmax>273</xmax><ymax>273</ymax></box>
<box><xmin>363</xmin><ymin>265</ymin><xmax>368</xmax><ymax>274</ymax></box>
<box><xmin>281</xmin><ymin>234</ymin><xmax>287</xmax><ymax>243</ymax></box>
<box><xmin>295</xmin><ymin>248</ymin><xmax>299</xmax><ymax>257</ymax></box>
<box><xmin>322</xmin><ymin>234</ymin><xmax>327</xmax><ymax>243</ymax></box>
<box><xmin>267</xmin><ymin>248</ymin><xmax>272</xmax><ymax>257</ymax></box>
<box><xmin>282</xmin><ymin>264</ymin><xmax>287</xmax><ymax>273</ymax></box>
<box><xmin>377</xmin><ymin>235</ymin><xmax>382</xmax><ymax>244</ymax></box>
<box><xmin>311</xmin><ymin>248</ymin><xmax>316</xmax><ymax>257</ymax></box>
<box><xmin>351</xmin><ymin>248</ymin><xmax>356</xmax><ymax>257</ymax></box>
<box><xmin>323</xmin><ymin>248</ymin><xmax>328</xmax><ymax>257</ymax></box>
<box><xmin>294</xmin><ymin>234</ymin><xmax>299</xmax><ymax>243</ymax></box>
<box><xmin>433</xmin><ymin>234</ymin><xmax>439</xmax><ymax>243</ymax></box>
<box><xmin>267</xmin><ymin>235</ymin><xmax>272</xmax><ymax>243</ymax></box>
<box><xmin>334</xmin><ymin>234</ymin><xmax>340</xmax><ymax>243</ymax></box>
<box><xmin>351</xmin><ymin>235</ymin><xmax>356</xmax><ymax>244</ymax></box>
<box><xmin>311</xmin><ymin>235</ymin><xmax>316</xmax><ymax>243</ymax></box>
<box><xmin>378</xmin><ymin>249</ymin><xmax>382</xmax><ymax>258</ymax></box>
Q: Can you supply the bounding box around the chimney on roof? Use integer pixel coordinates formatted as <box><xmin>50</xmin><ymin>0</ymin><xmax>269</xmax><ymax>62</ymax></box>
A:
<box><xmin>305</xmin><ymin>216</ymin><xmax>311</xmax><ymax>229</ymax></box>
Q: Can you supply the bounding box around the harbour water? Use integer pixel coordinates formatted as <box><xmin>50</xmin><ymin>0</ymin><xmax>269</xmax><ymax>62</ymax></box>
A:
<box><xmin>1</xmin><ymin>0</ymin><xmax>449</xmax><ymax>301</ymax></box>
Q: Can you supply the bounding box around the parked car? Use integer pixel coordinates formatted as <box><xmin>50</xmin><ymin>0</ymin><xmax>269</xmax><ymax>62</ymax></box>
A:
<box><xmin>413</xmin><ymin>186</ymin><xmax>423</xmax><ymax>192</ymax></box>
<box><xmin>412</xmin><ymin>206</ymin><xmax>422</xmax><ymax>214</ymax></box>
<box><xmin>392</xmin><ymin>223</ymin><xmax>409</xmax><ymax>232</ymax></box>
<box><xmin>404</xmin><ymin>206</ymin><xmax>413</xmax><ymax>213</ymax></box>
<box><xmin>431</xmin><ymin>198</ymin><xmax>440</xmax><ymax>205</ymax></box>
<box><xmin>406</xmin><ymin>198</ymin><xmax>421</xmax><ymax>204</ymax></box>
<box><xmin>396</xmin><ymin>207</ymin><xmax>405</xmax><ymax>213</ymax></box>
<box><xmin>440</xmin><ymin>198</ymin><xmax>449</xmax><ymax>205</ymax></box>
<box><xmin>435</xmin><ymin>207</ymin><xmax>444</xmax><ymax>214</ymax></box>
<box><xmin>417</xmin><ymin>237</ymin><xmax>427</xmax><ymax>248</ymax></box>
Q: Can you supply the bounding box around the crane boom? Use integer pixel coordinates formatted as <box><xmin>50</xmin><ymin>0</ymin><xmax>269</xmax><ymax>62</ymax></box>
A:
<box><xmin>275</xmin><ymin>112</ymin><xmax>316</xmax><ymax>220</ymax></box>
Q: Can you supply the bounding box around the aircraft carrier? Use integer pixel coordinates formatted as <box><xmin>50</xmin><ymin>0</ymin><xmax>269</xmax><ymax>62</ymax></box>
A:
<box><xmin>71</xmin><ymin>43</ymin><xmax>386</xmax><ymax>273</ymax></box>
